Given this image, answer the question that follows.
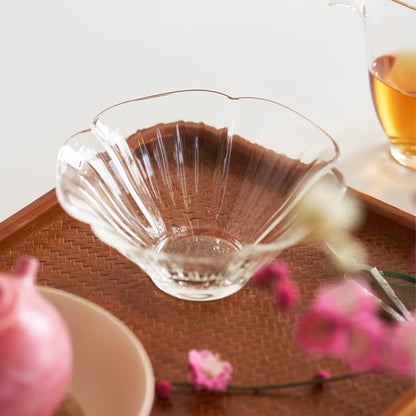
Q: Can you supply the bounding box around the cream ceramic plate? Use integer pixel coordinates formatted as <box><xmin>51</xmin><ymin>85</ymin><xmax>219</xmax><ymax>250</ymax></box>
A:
<box><xmin>38</xmin><ymin>287</ymin><xmax>154</xmax><ymax>416</ymax></box>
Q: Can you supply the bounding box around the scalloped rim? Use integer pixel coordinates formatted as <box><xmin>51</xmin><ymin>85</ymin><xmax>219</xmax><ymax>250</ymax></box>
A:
<box><xmin>93</xmin><ymin>88</ymin><xmax>340</xmax><ymax>167</ymax></box>
<box><xmin>58</xmin><ymin>89</ymin><xmax>343</xmax><ymax>263</ymax></box>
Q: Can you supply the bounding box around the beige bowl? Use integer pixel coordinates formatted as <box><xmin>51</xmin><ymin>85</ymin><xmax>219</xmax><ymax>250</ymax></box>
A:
<box><xmin>38</xmin><ymin>287</ymin><xmax>154</xmax><ymax>416</ymax></box>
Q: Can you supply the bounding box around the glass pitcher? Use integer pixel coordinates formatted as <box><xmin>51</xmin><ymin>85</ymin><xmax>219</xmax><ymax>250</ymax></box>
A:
<box><xmin>330</xmin><ymin>0</ymin><xmax>416</xmax><ymax>169</ymax></box>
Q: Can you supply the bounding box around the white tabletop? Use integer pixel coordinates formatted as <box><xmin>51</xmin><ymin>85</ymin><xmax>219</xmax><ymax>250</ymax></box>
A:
<box><xmin>1</xmin><ymin>0</ymin><xmax>415</xmax><ymax>222</ymax></box>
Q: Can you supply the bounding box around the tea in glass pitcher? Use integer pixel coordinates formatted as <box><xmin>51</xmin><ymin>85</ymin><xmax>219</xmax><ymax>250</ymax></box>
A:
<box><xmin>330</xmin><ymin>0</ymin><xmax>416</xmax><ymax>169</ymax></box>
<box><xmin>370</xmin><ymin>52</ymin><xmax>416</xmax><ymax>162</ymax></box>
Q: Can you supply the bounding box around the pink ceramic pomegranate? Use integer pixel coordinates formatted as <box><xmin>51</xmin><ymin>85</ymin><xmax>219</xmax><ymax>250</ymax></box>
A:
<box><xmin>0</xmin><ymin>257</ymin><xmax>73</xmax><ymax>416</ymax></box>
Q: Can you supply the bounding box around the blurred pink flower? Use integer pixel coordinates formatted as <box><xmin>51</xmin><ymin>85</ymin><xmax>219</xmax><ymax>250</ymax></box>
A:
<box><xmin>313</xmin><ymin>369</ymin><xmax>330</xmax><ymax>389</ymax></box>
<box><xmin>155</xmin><ymin>379</ymin><xmax>172</xmax><ymax>399</ymax></box>
<box><xmin>252</xmin><ymin>261</ymin><xmax>290</xmax><ymax>286</ymax></box>
<box><xmin>296</xmin><ymin>303</ymin><xmax>348</xmax><ymax>357</ymax></box>
<box><xmin>297</xmin><ymin>279</ymin><xmax>381</xmax><ymax>359</ymax></box>
<box><xmin>388</xmin><ymin>314</ymin><xmax>416</xmax><ymax>378</ymax></box>
<box><xmin>188</xmin><ymin>349</ymin><xmax>232</xmax><ymax>391</ymax></box>
<box><xmin>314</xmin><ymin>370</ymin><xmax>330</xmax><ymax>380</ymax></box>
<box><xmin>315</xmin><ymin>279</ymin><xmax>377</xmax><ymax>320</ymax></box>
<box><xmin>343</xmin><ymin>313</ymin><xmax>386</xmax><ymax>371</ymax></box>
<box><xmin>273</xmin><ymin>278</ymin><xmax>299</xmax><ymax>310</ymax></box>
<box><xmin>296</xmin><ymin>277</ymin><xmax>416</xmax><ymax>378</ymax></box>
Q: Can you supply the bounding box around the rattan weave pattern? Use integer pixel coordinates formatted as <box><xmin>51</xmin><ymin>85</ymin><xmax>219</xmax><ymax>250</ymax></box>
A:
<box><xmin>0</xmin><ymin>209</ymin><xmax>414</xmax><ymax>416</ymax></box>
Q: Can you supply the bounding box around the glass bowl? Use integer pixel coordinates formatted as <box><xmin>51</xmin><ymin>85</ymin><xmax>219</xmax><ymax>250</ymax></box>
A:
<box><xmin>56</xmin><ymin>89</ymin><xmax>341</xmax><ymax>301</ymax></box>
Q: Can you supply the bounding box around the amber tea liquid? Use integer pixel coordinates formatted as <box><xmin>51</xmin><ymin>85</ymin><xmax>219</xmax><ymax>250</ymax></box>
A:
<box><xmin>369</xmin><ymin>51</ymin><xmax>416</xmax><ymax>168</ymax></box>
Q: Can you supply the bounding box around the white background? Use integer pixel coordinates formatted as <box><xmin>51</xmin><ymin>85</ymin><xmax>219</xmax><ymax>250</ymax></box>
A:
<box><xmin>0</xmin><ymin>0</ymin><xmax>415</xmax><ymax>222</ymax></box>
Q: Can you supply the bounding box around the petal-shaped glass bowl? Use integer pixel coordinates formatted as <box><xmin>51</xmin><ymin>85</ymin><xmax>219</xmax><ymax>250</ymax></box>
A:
<box><xmin>56</xmin><ymin>89</ymin><xmax>342</xmax><ymax>301</ymax></box>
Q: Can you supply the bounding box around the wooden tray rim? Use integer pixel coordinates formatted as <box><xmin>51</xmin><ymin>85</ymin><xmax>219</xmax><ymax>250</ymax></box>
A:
<box><xmin>0</xmin><ymin>187</ymin><xmax>414</xmax><ymax>250</ymax></box>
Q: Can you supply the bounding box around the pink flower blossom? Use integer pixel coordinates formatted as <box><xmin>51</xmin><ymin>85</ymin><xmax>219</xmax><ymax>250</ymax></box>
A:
<box><xmin>314</xmin><ymin>370</ymin><xmax>330</xmax><ymax>380</ymax></box>
<box><xmin>296</xmin><ymin>303</ymin><xmax>348</xmax><ymax>357</ymax></box>
<box><xmin>295</xmin><ymin>278</ymin><xmax>416</xmax><ymax>376</ymax></box>
<box><xmin>315</xmin><ymin>278</ymin><xmax>378</xmax><ymax>320</ymax></box>
<box><xmin>155</xmin><ymin>380</ymin><xmax>172</xmax><ymax>399</ymax></box>
<box><xmin>388</xmin><ymin>314</ymin><xmax>416</xmax><ymax>378</ymax></box>
<box><xmin>313</xmin><ymin>370</ymin><xmax>330</xmax><ymax>389</ymax></box>
<box><xmin>296</xmin><ymin>279</ymin><xmax>382</xmax><ymax>358</ymax></box>
<box><xmin>252</xmin><ymin>261</ymin><xmax>290</xmax><ymax>286</ymax></box>
<box><xmin>273</xmin><ymin>278</ymin><xmax>299</xmax><ymax>310</ymax></box>
<box><xmin>343</xmin><ymin>313</ymin><xmax>386</xmax><ymax>371</ymax></box>
<box><xmin>252</xmin><ymin>261</ymin><xmax>298</xmax><ymax>311</ymax></box>
<box><xmin>188</xmin><ymin>349</ymin><xmax>232</xmax><ymax>391</ymax></box>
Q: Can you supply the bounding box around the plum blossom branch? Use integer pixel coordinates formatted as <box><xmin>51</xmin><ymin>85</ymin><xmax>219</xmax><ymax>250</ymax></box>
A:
<box><xmin>155</xmin><ymin>254</ymin><xmax>415</xmax><ymax>401</ymax></box>
<box><xmin>166</xmin><ymin>370</ymin><xmax>368</xmax><ymax>393</ymax></box>
<box><xmin>295</xmin><ymin>276</ymin><xmax>416</xmax><ymax>377</ymax></box>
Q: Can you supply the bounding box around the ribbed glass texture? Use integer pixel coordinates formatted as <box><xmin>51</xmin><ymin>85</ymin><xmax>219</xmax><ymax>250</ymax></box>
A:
<box><xmin>56</xmin><ymin>90</ymin><xmax>341</xmax><ymax>301</ymax></box>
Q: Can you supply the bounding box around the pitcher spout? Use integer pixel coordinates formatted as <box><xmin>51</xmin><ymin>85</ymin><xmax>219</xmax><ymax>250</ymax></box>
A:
<box><xmin>328</xmin><ymin>0</ymin><xmax>366</xmax><ymax>17</ymax></box>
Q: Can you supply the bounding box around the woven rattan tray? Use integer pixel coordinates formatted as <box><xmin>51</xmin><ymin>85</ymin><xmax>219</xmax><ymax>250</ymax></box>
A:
<box><xmin>0</xmin><ymin>188</ymin><xmax>415</xmax><ymax>416</ymax></box>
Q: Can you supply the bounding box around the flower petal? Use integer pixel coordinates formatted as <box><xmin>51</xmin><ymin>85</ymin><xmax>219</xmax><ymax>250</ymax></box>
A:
<box><xmin>388</xmin><ymin>314</ymin><xmax>416</xmax><ymax>378</ymax></box>
<box><xmin>188</xmin><ymin>349</ymin><xmax>232</xmax><ymax>391</ymax></box>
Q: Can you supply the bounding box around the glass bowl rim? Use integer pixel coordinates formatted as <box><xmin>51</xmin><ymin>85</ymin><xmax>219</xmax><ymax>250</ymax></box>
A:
<box><xmin>59</xmin><ymin>89</ymin><xmax>344</xmax><ymax>263</ymax></box>
<box><xmin>92</xmin><ymin>88</ymin><xmax>340</xmax><ymax>165</ymax></box>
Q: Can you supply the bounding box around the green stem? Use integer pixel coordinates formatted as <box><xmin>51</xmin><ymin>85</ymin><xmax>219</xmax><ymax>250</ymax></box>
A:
<box><xmin>382</xmin><ymin>270</ymin><xmax>416</xmax><ymax>284</ymax></box>
<box><xmin>171</xmin><ymin>371</ymin><xmax>369</xmax><ymax>393</ymax></box>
